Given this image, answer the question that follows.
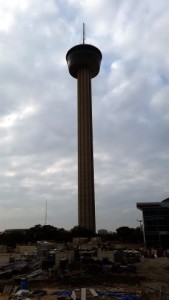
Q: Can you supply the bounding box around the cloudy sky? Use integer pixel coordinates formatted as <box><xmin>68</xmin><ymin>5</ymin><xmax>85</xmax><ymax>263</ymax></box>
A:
<box><xmin>0</xmin><ymin>0</ymin><xmax>169</xmax><ymax>232</ymax></box>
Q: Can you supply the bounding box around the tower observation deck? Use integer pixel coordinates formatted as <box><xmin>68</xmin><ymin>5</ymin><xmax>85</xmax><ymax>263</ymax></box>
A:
<box><xmin>66</xmin><ymin>44</ymin><xmax>102</xmax><ymax>233</ymax></box>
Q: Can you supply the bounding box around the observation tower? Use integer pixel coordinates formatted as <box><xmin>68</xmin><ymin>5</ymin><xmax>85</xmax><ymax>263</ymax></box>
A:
<box><xmin>66</xmin><ymin>28</ymin><xmax>102</xmax><ymax>233</ymax></box>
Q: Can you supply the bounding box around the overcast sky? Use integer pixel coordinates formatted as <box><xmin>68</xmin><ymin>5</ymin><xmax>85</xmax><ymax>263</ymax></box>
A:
<box><xmin>0</xmin><ymin>0</ymin><xmax>169</xmax><ymax>232</ymax></box>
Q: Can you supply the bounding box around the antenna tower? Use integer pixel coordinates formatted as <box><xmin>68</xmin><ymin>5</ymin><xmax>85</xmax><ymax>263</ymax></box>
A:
<box><xmin>83</xmin><ymin>23</ymin><xmax>85</xmax><ymax>44</ymax></box>
<box><xmin>44</xmin><ymin>199</ymin><xmax>47</xmax><ymax>225</ymax></box>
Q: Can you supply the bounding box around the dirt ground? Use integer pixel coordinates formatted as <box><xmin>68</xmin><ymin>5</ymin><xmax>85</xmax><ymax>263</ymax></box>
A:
<box><xmin>0</xmin><ymin>258</ymin><xmax>169</xmax><ymax>299</ymax></box>
<box><xmin>137</xmin><ymin>257</ymin><xmax>169</xmax><ymax>284</ymax></box>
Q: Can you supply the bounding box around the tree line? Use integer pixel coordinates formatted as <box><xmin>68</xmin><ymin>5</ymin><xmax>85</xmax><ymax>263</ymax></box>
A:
<box><xmin>0</xmin><ymin>224</ymin><xmax>143</xmax><ymax>247</ymax></box>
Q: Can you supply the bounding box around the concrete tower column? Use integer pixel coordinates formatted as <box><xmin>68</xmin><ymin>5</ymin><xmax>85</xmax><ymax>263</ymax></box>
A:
<box><xmin>66</xmin><ymin>44</ymin><xmax>102</xmax><ymax>233</ymax></box>
<box><xmin>78</xmin><ymin>67</ymin><xmax>95</xmax><ymax>231</ymax></box>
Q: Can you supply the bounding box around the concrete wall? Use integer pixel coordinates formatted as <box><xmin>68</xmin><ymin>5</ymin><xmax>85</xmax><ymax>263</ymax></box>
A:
<box><xmin>55</xmin><ymin>251</ymin><xmax>75</xmax><ymax>267</ymax></box>
<box><xmin>73</xmin><ymin>237</ymin><xmax>88</xmax><ymax>245</ymax></box>
<box><xmin>97</xmin><ymin>251</ymin><xmax>115</xmax><ymax>262</ymax></box>
<box><xmin>17</xmin><ymin>245</ymin><xmax>37</xmax><ymax>255</ymax></box>
<box><xmin>0</xmin><ymin>254</ymin><xmax>10</xmax><ymax>266</ymax></box>
<box><xmin>90</xmin><ymin>237</ymin><xmax>102</xmax><ymax>244</ymax></box>
<box><xmin>0</xmin><ymin>245</ymin><xmax>7</xmax><ymax>253</ymax></box>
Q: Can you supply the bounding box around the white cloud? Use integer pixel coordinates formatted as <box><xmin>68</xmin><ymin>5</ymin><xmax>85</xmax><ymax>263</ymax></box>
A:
<box><xmin>0</xmin><ymin>12</ymin><xmax>15</xmax><ymax>31</ymax></box>
<box><xmin>151</xmin><ymin>86</ymin><xmax>169</xmax><ymax>120</ymax></box>
<box><xmin>0</xmin><ymin>104</ymin><xmax>37</xmax><ymax>128</ymax></box>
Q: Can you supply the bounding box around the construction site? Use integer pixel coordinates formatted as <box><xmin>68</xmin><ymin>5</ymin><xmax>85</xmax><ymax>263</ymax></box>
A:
<box><xmin>0</xmin><ymin>240</ymin><xmax>168</xmax><ymax>300</ymax></box>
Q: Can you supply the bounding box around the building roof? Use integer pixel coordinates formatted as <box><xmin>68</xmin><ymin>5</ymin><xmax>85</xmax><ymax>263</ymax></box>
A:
<box><xmin>137</xmin><ymin>197</ymin><xmax>169</xmax><ymax>210</ymax></box>
<box><xmin>162</xmin><ymin>198</ymin><xmax>169</xmax><ymax>203</ymax></box>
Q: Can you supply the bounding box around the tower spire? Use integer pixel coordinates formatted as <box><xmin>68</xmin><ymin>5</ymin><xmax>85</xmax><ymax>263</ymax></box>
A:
<box><xmin>44</xmin><ymin>199</ymin><xmax>47</xmax><ymax>225</ymax></box>
<box><xmin>83</xmin><ymin>23</ymin><xmax>85</xmax><ymax>44</ymax></box>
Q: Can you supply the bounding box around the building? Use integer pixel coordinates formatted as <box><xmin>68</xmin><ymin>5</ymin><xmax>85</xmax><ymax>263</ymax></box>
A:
<box><xmin>137</xmin><ymin>198</ymin><xmax>169</xmax><ymax>248</ymax></box>
<box><xmin>66</xmin><ymin>43</ymin><xmax>102</xmax><ymax>233</ymax></box>
<box><xmin>98</xmin><ymin>229</ymin><xmax>108</xmax><ymax>235</ymax></box>
<box><xmin>4</xmin><ymin>229</ymin><xmax>28</xmax><ymax>234</ymax></box>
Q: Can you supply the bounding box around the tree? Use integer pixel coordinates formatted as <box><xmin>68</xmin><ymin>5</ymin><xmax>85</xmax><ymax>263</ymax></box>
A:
<box><xmin>70</xmin><ymin>226</ymin><xmax>94</xmax><ymax>238</ymax></box>
<box><xmin>116</xmin><ymin>226</ymin><xmax>143</xmax><ymax>243</ymax></box>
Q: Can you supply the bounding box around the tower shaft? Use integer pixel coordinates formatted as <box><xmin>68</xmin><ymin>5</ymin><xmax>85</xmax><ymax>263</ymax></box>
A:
<box><xmin>78</xmin><ymin>68</ymin><xmax>95</xmax><ymax>232</ymax></box>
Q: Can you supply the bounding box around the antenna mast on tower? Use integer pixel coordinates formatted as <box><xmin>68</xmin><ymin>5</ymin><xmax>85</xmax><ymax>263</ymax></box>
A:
<box><xmin>83</xmin><ymin>23</ymin><xmax>85</xmax><ymax>44</ymax></box>
<box><xmin>44</xmin><ymin>199</ymin><xmax>47</xmax><ymax>225</ymax></box>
